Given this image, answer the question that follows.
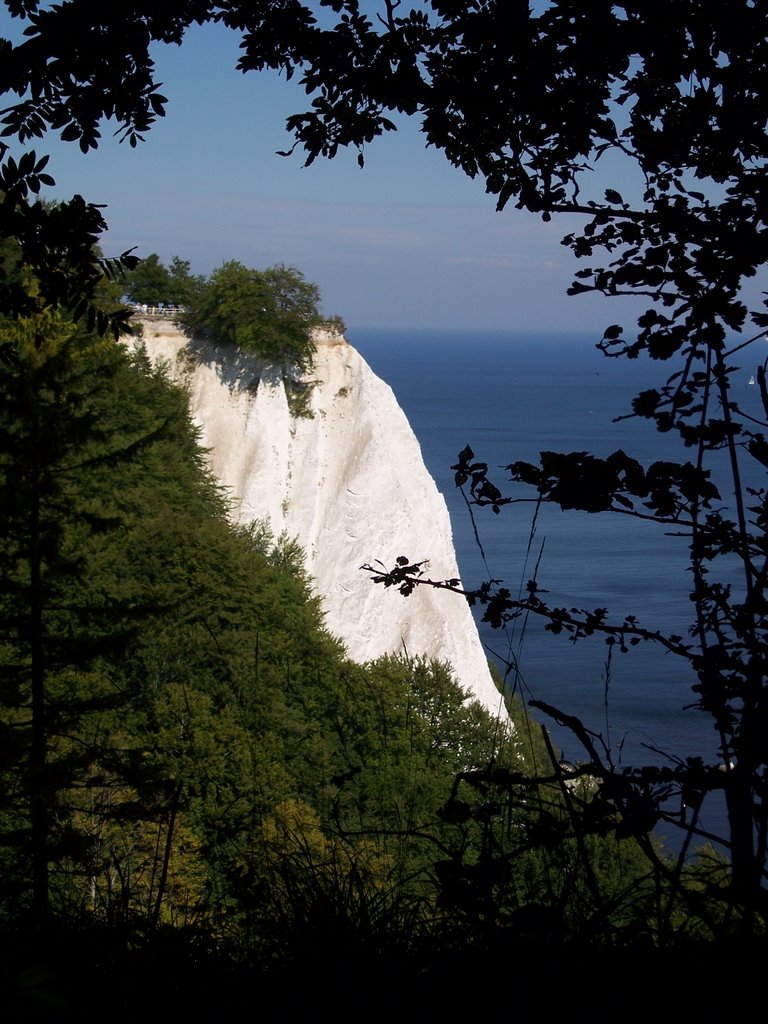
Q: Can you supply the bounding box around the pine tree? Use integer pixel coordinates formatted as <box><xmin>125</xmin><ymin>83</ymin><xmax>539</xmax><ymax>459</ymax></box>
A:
<box><xmin>0</xmin><ymin>300</ymin><xmax>173</xmax><ymax>920</ymax></box>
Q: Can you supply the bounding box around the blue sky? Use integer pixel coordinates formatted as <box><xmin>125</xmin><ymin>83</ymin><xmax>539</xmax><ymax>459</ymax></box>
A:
<box><xmin>3</xmin><ymin>13</ymin><xmax>648</xmax><ymax>331</ymax></box>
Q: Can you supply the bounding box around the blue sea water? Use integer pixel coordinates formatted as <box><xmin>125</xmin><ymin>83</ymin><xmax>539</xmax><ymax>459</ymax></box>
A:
<box><xmin>349</xmin><ymin>326</ymin><xmax>766</xmax><ymax>850</ymax></box>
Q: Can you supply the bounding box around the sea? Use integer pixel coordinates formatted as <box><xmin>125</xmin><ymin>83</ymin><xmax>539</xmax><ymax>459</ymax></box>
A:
<box><xmin>349</xmin><ymin>326</ymin><xmax>766</xmax><ymax>853</ymax></box>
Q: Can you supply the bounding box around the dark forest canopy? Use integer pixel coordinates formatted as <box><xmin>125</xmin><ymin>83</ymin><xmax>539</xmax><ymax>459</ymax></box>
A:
<box><xmin>2</xmin><ymin>0</ymin><xmax>768</xmax><ymax>992</ymax></box>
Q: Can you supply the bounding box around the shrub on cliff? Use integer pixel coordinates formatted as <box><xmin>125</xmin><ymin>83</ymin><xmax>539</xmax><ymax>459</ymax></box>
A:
<box><xmin>180</xmin><ymin>260</ymin><xmax>321</xmax><ymax>373</ymax></box>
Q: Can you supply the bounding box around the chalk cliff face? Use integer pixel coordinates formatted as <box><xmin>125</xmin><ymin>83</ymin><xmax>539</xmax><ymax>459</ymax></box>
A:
<box><xmin>137</xmin><ymin>319</ymin><xmax>506</xmax><ymax>721</ymax></box>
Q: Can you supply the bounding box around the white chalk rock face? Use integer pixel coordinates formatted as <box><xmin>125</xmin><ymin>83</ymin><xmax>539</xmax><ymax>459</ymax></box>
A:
<box><xmin>138</xmin><ymin>319</ymin><xmax>506</xmax><ymax>721</ymax></box>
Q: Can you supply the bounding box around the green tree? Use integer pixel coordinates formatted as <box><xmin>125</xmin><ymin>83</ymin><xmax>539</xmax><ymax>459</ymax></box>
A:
<box><xmin>0</xmin><ymin>301</ymin><xmax>175</xmax><ymax>920</ymax></box>
<box><xmin>122</xmin><ymin>252</ymin><xmax>171</xmax><ymax>307</ymax></box>
<box><xmin>329</xmin><ymin>655</ymin><xmax>511</xmax><ymax>833</ymax></box>
<box><xmin>167</xmin><ymin>256</ymin><xmax>197</xmax><ymax>308</ymax></box>
<box><xmin>181</xmin><ymin>260</ymin><xmax>320</xmax><ymax>371</ymax></box>
<box><xmin>121</xmin><ymin>252</ymin><xmax>198</xmax><ymax>308</ymax></box>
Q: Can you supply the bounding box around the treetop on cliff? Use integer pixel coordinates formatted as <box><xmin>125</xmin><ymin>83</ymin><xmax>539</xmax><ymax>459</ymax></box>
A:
<box><xmin>179</xmin><ymin>259</ymin><xmax>321</xmax><ymax>371</ymax></box>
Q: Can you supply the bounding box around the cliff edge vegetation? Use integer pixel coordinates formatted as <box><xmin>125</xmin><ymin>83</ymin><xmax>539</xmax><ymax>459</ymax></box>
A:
<box><xmin>123</xmin><ymin>256</ymin><xmax>327</xmax><ymax>375</ymax></box>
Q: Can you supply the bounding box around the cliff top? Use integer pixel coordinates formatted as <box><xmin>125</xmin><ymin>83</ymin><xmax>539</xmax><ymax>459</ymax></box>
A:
<box><xmin>132</xmin><ymin>313</ymin><xmax>347</xmax><ymax>349</ymax></box>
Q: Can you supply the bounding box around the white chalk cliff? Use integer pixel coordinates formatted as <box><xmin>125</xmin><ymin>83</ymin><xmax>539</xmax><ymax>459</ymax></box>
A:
<box><xmin>137</xmin><ymin>318</ymin><xmax>507</xmax><ymax>722</ymax></box>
